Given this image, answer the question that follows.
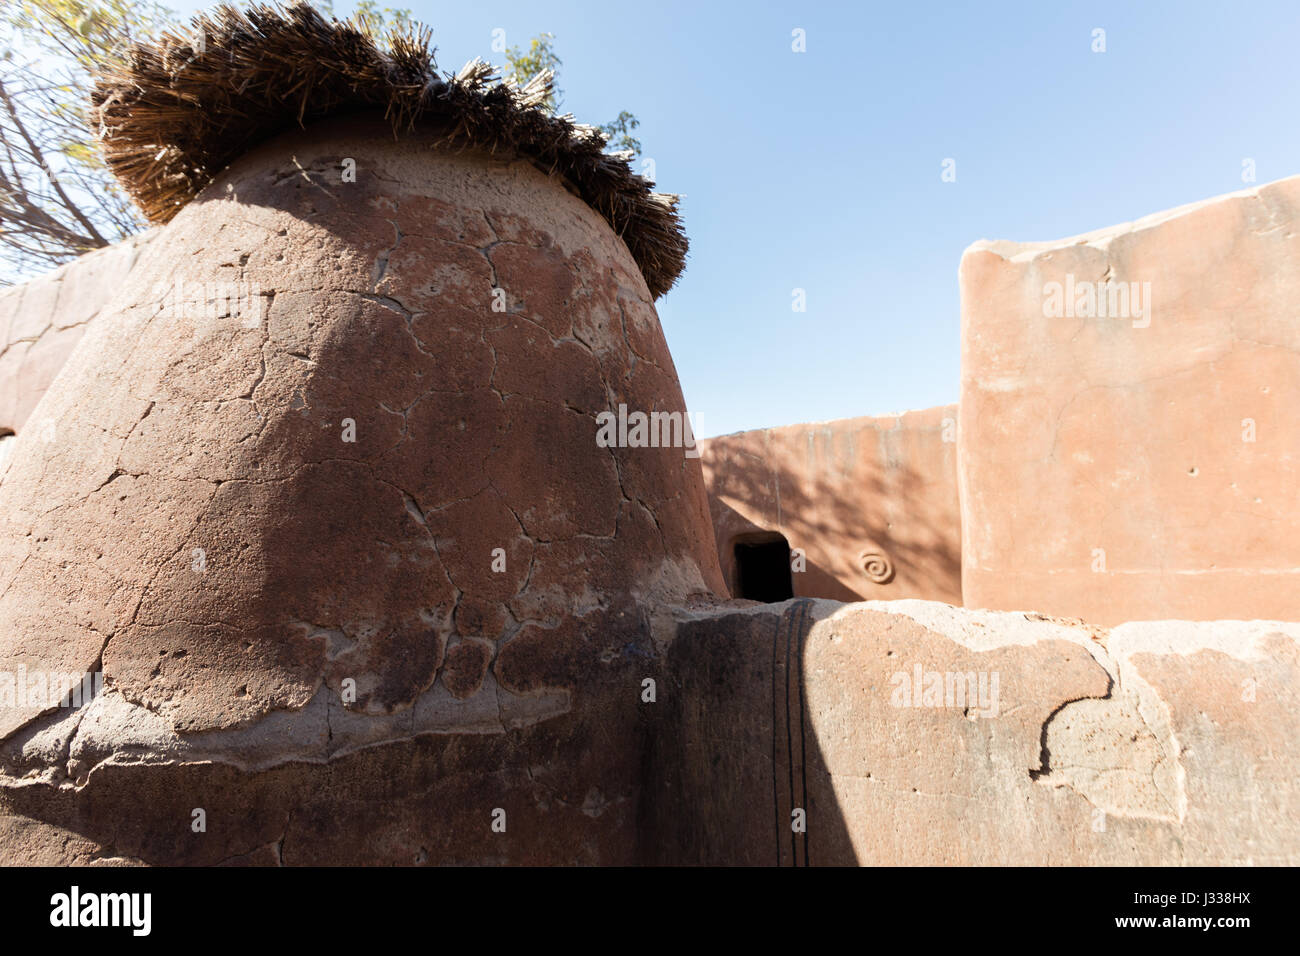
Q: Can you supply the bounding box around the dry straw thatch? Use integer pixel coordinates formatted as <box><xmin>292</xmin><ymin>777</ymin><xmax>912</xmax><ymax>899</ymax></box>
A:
<box><xmin>91</xmin><ymin>2</ymin><xmax>687</xmax><ymax>297</ymax></box>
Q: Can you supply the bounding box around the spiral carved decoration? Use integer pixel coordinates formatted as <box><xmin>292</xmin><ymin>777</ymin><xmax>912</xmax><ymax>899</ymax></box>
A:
<box><xmin>859</xmin><ymin>548</ymin><xmax>895</xmax><ymax>584</ymax></box>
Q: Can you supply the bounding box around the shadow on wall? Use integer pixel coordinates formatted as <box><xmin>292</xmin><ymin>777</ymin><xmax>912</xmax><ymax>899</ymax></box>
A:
<box><xmin>0</xmin><ymin>115</ymin><xmax>730</xmax><ymax>865</ymax></box>
<box><xmin>701</xmin><ymin>421</ymin><xmax>962</xmax><ymax>606</ymax></box>
<box><xmin>718</xmin><ymin>502</ymin><xmax>861</xmax><ymax>603</ymax></box>
<box><xmin>653</xmin><ymin>427</ymin><xmax>965</xmax><ymax>861</ymax></box>
<box><xmin>640</xmin><ymin>598</ymin><xmax>859</xmax><ymax>864</ymax></box>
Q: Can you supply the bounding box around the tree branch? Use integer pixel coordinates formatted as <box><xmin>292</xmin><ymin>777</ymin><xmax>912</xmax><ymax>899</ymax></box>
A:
<box><xmin>0</xmin><ymin>76</ymin><xmax>106</xmax><ymax>247</ymax></box>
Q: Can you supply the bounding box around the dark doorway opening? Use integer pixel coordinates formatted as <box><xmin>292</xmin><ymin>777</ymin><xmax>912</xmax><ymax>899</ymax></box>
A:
<box><xmin>734</xmin><ymin>533</ymin><xmax>794</xmax><ymax>603</ymax></box>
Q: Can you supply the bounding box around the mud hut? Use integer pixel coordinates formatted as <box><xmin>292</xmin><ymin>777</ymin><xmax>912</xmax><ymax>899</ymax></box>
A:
<box><xmin>0</xmin><ymin>2</ymin><xmax>722</xmax><ymax>864</ymax></box>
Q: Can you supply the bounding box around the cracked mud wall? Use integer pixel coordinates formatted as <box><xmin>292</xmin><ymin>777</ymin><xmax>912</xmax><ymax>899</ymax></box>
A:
<box><xmin>2</xmin><ymin>115</ymin><xmax>1296</xmax><ymax>866</ymax></box>
<box><xmin>0</xmin><ymin>231</ymin><xmax>156</xmax><ymax>439</ymax></box>
<box><xmin>0</xmin><ymin>114</ymin><xmax>723</xmax><ymax>864</ymax></box>
<box><xmin>643</xmin><ymin>599</ymin><xmax>1299</xmax><ymax>865</ymax></box>
<box><xmin>959</xmin><ymin>174</ymin><xmax>1300</xmax><ymax>625</ymax></box>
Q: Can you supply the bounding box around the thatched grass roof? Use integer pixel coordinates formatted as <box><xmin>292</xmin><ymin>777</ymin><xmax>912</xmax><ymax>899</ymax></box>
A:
<box><xmin>90</xmin><ymin>2</ymin><xmax>687</xmax><ymax>297</ymax></box>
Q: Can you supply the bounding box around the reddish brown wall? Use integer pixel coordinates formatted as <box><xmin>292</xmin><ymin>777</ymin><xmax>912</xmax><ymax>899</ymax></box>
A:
<box><xmin>698</xmin><ymin>407</ymin><xmax>962</xmax><ymax>604</ymax></box>
<box><xmin>0</xmin><ymin>118</ymin><xmax>723</xmax><ymax>865</ymax></box>
<box><xmin>644</xmin><ymin>600</ymin><xmax>1300</xmax><ymax>865</ymax></box>
<box><xmin>960</xmin><ymin>175</ymin><xmax>1300</xmax><ymax>625</ymax></box>
<box><xmin>0</xmin><ymin>231</ymin><xmax>155</xmax><ymax>437</ymax></box>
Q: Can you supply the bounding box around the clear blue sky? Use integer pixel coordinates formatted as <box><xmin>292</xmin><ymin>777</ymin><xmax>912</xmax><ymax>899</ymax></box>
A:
<box><xmin>168</xmin><ymin>0</ymin><xmax>1300</xmax><ymax>436</ymax></box>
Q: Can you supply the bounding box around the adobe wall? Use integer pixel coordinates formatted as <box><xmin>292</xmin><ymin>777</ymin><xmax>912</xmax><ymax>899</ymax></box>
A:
<box><xmin>959</xmin><ymin>175</ymin><xmax>1300</xmax><ymax>625</ymax></box>
<box><xmin>0</xmin><ymin>116</ymin><xmax>723</xmax><ymax>865</ymax></box>
<box><xmin>643</xmin><ymin>598</ymin><xmax>1299</xmax><ymax>865</ymax></box>
<box><xmin>7</xmin><ymin>594</ymin><xmax>1296</xmax><ymax>864</ymax></box>
<box><xmin>698</xmin><ymin>407</ymin><xmax>962</xmax><ymax>604</ymax></box>
<box><xmin>0</xmin><ymin>230</ymin><xmax>155</xmax><ymax>437</ymax></box>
